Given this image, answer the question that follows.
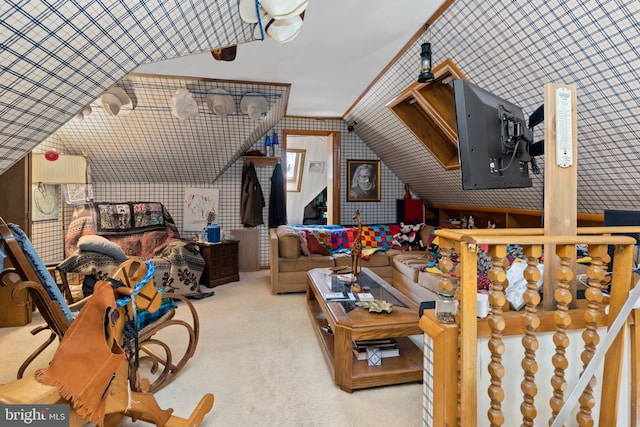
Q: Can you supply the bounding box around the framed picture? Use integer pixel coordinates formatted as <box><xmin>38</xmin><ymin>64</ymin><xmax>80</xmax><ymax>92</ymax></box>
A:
<box><xmin>63</xmin><ymin>183</ymin><xmax>93</xmax><ymax>204</ymax></box>
<box><xmin>32</xmin><ymin>183</ymin><xmax>60</xmax><ymax>221</ymax></box>
<box><xmin>286</xmin><ymin>149</ymin><xmax>306</xmax><ymax>192</ymax></box>
<box><xmin>308</xmin><ymin>161</ymin><xmax>325</xmax><ymax>173</ymax></box>
<box><xmin>347</xmin><ymin>159</ymin><xmax>380</xmax><ymax>202</ymax></box>
<box><xmin>183</xmin><ymin>187</ymin><xmax>219</xmax><ymax>231</ymax></box>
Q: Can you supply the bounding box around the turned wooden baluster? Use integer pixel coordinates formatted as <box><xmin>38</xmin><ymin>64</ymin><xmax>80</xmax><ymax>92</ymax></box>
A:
<box><xmin>437</xmin><ymin>236</ymin><xmax>456</xmax><ymax>293</ymax></box>
<box><xmin>487</xmin><ymin>244</ymin><xmax>507</xmax><ymax>427</ymax></box>
<box><xmin>520</xmin><ymin>244</ymin><xmax>543</xmax><ymax>427</ymax></box>
<box><xmin>575</xmin><ymin>244</ymin><xmax>608</xmax><ymax>426</ymax></box>
<box><xmin>549</xmin><ymin>245</ymin><xmax>575</xmax><ymax>425</ymax></box>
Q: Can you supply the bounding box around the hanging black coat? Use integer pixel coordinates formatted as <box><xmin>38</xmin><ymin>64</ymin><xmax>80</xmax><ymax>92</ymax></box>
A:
<box><xmin>240</xmin><ymin>162</ymin><xmax>265</xmax><ymax>227</ymax></box>
<box><xmin>269</xmin><ymin>163</ymin><xmax>287</xmax><ymax>228</ymax></box>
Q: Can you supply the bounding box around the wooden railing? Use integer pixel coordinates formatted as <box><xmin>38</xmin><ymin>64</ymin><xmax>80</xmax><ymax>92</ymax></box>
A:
<box><xmin>419</xmin><ymin>227</ymin><xmax>640</xmax><ymax>427</ymax></box>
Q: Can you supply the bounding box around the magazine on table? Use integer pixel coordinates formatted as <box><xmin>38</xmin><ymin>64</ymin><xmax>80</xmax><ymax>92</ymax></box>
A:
<box><xmin>324</xmin><ymin>291</ymin><xmax>356</xmax><ymax>302</ymax></box>
<box><xmin>352</xmin><ymin>338</ymin><xmax>399</xmax><ymax>360</ymax></box>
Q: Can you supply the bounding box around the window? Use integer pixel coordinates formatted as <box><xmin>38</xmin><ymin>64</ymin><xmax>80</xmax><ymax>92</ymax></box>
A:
<box><xmin>286</xmin><ymin>149</ymin><xmax>305</xmax><ymax>192</ymax></box>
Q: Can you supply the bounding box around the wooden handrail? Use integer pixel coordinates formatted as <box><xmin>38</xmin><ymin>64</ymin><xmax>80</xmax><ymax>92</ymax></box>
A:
<box><xmin>436</xmin><ymin>228</ymin><xmax>639</xmax><ymax>245</ymax></box>
<box><xmin>421</xmin><ymin>228</ymin><xmax>639</xmax><ymax>426</ymax></box>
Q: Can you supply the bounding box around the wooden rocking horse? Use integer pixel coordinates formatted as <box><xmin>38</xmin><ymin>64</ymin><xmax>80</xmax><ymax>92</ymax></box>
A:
<box><xmin>0</xmin><ymin>276</ymin><xmax>213</xmax><ymax>427</ymax></box>
<box><xmin>0</xmin><ymin>217</ymin><xmax>200</xmax><ymax>393</ymax></box>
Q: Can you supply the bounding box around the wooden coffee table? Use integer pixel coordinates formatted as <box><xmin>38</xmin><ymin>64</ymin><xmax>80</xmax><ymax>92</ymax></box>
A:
<box><xmin>306</xmin><ymin>267</ymin><xmax>423</xmax><ymax>392</ymax></box>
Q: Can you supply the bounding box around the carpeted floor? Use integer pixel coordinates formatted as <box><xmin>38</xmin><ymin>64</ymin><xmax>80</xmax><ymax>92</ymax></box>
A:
<box><xmin>0</xmin><ymin>270</ymin><xmax>423</xmax><ymax>426</ymax></box>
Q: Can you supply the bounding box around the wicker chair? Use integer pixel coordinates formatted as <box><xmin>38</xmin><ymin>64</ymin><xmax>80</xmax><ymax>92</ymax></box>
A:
<box><xmin>0</xmin><ymin>217</ymin><xmax>200</xmax><ymax>393</ymax></box>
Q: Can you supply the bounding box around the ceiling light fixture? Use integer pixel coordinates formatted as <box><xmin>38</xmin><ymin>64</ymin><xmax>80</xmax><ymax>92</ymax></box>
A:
<box><xmin>417</xmin><ymin>24</ymin><xmax>434</xmax><ymax>83</ymax></box>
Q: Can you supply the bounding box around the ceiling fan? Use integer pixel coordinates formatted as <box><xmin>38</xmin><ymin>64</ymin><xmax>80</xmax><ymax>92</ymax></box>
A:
<box><xmin>211</xmin><ymin>1</ymin><xmax>307</xmax><ymax>62</ymax></box>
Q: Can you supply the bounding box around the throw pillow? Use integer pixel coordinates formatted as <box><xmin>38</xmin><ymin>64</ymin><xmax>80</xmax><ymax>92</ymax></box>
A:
<box><xmin>277</xmin><ymin>225</ymin><xmax>301</xmax><ymax>259</ymax></box>
<box><xmin>78</xmin><ymin>235</ymin><xmax>127</xmax><ymax>261</ymax></box>
<box><xmin>305</xmin><ymin>231</ymin><xmax>330</xmax><ymax>256</ymax></box>
<box><xmin>298</xmin><ymin>231</ymin><xmax>311</xmax><ymax>256</ymax></box>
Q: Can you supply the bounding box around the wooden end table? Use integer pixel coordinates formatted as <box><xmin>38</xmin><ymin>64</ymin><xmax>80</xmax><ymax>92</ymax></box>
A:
<box><xmin>197</xmin><ymin>240</ymin><xmax>240</xmax><ymax>287</ymax></box>
<box><xmin>306</xmin><ymin>268</ymin><xmax>423</xmax><ymax>392</ymax></box>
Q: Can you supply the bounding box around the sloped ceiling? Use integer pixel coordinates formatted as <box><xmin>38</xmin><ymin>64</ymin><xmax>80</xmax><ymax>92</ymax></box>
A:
<box><xmin>50</xmin><ymin>75</ymin><xmax>289</xmax><ymax>183</ymax></box>
<box><xmin>0</xmin><ymin>0</ymin><xmax>255</xmax><ymax>176</ymax></box>
<box><xmin>2</xmin><ymin>1</ymin><xmax>640</xmax><ymax>215</ymax></box>
<box><xmin>346</xmin><ymin>0</ymin><xmax>640</xmax><ymax>214</ymax></box>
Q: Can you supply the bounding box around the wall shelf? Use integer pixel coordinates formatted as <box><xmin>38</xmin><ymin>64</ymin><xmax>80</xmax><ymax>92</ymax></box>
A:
<box><xmin>242</xmin><ymin>156</ymin><xmax>279</xmax><ymax>167</ymax></box>
<box><xmin>425</xmin><ymin>204</ymin><xmax>604</xmax><ymax>229</ymax></box>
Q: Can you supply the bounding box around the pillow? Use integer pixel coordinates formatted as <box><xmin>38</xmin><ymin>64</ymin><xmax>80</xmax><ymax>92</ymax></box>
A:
<box><xmin>298</xmin><ymin>231</ymin><xmax>311</xmax><ymax>256</ymax></box>
<box><xmin>276</xmin><ymin>225</ymin><xmax>297</xmax><ymax>238</ymax></box>
<box><xmin>305</xmin><ymin>231</ymin><xmax>330</xmax><ymax>256</ymax></box>
<box><xmin>277</xmin><ymin>226</ymin><xmax>301</xmax><ymax>259</ymax></box>
<box><xmin>78</xmin><ymin>235</ymin><xmax>127</xmax><ymax>261</ymax></box>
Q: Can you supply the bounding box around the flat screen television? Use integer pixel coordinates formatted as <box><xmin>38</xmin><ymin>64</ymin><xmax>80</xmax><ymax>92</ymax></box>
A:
<box><xmin>453</xmin><ymin>79</ymin><xmax>533</xmax><ymax>190</ymax></box>
<box><xmin>604</xmin><ymin>209</ymin><xmax>640</xmax><ymax>272</ymax></box>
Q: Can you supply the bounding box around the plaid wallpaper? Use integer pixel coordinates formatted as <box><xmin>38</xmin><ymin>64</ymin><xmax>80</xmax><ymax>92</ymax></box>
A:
<box><xmin>4</xmin><ymin>0</ymin><xmax>640</xmax><ymax>262</ymax></box>
<box><xmin>0</xmin><ymin>0</ymin><xmax>255</xmax><ymax>173</ymax></box>
<box><xmin>345</xmin><ymin>0</ymin><xmax>640</xmax><ymax>214</ymax></box>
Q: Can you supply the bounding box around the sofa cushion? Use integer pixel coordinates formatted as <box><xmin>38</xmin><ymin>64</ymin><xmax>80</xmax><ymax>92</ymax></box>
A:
<box><xmin>276</xmin><ymin>226</ymin><xmax>301</xmax><ymax>259</ymax></box>
<box><xmin>418</xmin><ymin>270</ymin><xmax>441</xmax><ymax>294</ymax></box>
<box><xmin>393</xmin><ymin>253</ymin><xmax>430</xmax><ymax>282</ymax></box>
<box><xmin>334</xmin><ymin>251</ymin><xmax>390</xmax><ymax>268</ymax></box>
<box><xmin>280</xmin><ymin>234</ymin><xmax>301</xmax><ymax>259</ymax></box>
<box><xmin>278</xmin><ymin>255</ymin><xmax>334</xmax><ymax>272</ymax></box>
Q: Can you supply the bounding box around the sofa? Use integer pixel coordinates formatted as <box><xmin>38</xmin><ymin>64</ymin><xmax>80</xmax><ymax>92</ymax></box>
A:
<box><xmin>269</xmin><ymin>223</ymin><xmax>440</xmax><ymax>304</ymax></box>
<box><xmin>59</xmin><ymin>202</ymin><xmax>206</xmax><ymax>297</ymax></box>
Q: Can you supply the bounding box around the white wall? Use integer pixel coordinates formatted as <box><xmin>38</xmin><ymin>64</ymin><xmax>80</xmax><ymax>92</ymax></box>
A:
<box><xmin>476</xmin><ymin>328</ymin><xmax>631</xmax><ymax>426</ymax></box>
<box><xmin>286</xmin><ymin>135</ymin><xmax>328</xmax><ymax>225</ymax></box>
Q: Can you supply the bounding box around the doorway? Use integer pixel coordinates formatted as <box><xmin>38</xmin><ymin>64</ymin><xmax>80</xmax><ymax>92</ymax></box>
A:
<box><xmin>283</xmin><ymin>129</ymin><xmax>341</xmax><ymax>225</ymax></box>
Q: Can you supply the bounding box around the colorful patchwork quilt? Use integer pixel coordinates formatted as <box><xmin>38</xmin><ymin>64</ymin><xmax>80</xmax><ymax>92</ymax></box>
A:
<box><xmin>360</xmin><ymin>224</ymin><xmax>400</xmax><ymax>249</ymax></box>
<box><xmin>290</xmin><ymin>225</ymin><xmax>356</xmax><ymax>253</ymax></box>
<box><xmin>289</xmin><ymin>224</ymin><xmax>401</xmax><ymax>256</ymax></box>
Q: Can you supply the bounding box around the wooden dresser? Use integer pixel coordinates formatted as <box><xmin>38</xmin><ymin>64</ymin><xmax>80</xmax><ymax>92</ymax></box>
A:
<box><xmin>197</xmin><ymin>240</ymin><xmax>240</xmax><ymax>287</ymax></box>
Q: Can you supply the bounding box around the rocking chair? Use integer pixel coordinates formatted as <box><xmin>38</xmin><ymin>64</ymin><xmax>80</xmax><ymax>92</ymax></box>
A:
<box><xmin>0</xmin><ymin>217</ymin><xmax>200</xmax><ymax>393</ymax></box>
<box><xmin>0</xmin><ymin>278</ymin><xmax>214</xmax><ymax>426</ymax></box>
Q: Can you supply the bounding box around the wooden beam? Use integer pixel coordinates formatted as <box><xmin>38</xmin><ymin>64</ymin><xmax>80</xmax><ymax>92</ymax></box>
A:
<box><xmin>543</xmin><ymin>83</ymin><xmax>578</xmax><ymax>310</ymax></box>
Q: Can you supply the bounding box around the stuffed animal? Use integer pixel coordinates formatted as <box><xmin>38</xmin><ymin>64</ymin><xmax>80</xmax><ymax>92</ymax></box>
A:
<box><xmin>407</xmin><ymin>223</ymin><xmax>425</xmax><ymax>250</ymax></box>
<box><xmin>392</xmin><ymin>222</ymin><xmax>425</xmax><ymax>251</ymax></box>
<box><xmin>392</xmin><ymin>222</ymin><xmax>414</xmax><ymax>249</ymax></box>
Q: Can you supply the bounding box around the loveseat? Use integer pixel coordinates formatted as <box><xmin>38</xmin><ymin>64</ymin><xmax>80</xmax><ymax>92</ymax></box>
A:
<box><xmin>269</xmin><ymin>223</ymin><xmax>439</xmax><ymax>304</ymax></box>
<box><xmin>59</xmin><ymin>202</ymin><xmax>206</xmax><ymax>297</ymax></box>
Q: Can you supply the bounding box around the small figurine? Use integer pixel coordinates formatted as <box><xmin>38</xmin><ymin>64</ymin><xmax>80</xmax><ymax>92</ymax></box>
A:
<box><xmin>351</xmin><ymin>210</ymin><xmax>362</xmax><ymax>282</ymax></box>
<box><xmin>468</xmin><ymin>216</ymin><xmax>475</xmax><ymax>228</ymax></box>
<box><xmin>404</xmin><ymin>183</ymin><xmax>411</xmax><ymax>199</ymax></box>
<box><xmin>462</xmin><ymin>216</ymin><xmax>468</xmax><ymax>229</ymax></box>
